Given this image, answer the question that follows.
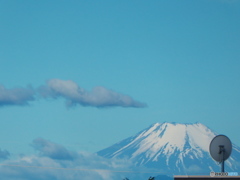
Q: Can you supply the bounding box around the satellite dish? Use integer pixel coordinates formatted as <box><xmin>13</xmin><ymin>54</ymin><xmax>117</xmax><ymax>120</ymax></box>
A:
<box><xmin>209</xmin><ymin>135</ymin><xmax>232</xmax><ymax>172</ymax></box>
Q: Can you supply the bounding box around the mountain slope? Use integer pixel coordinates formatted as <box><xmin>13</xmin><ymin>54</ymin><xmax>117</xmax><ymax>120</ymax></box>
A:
<box><xmin>97</xmin><ymin>122</ymin><xmax>240</xmax><ymax>175</ymax></box>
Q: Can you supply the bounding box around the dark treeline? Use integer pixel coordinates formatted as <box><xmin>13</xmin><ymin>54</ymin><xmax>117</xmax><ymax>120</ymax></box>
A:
<box><xmin>123</xmin><ymin>177</ymin><xmax>155</xmax><ymax>180</ymax></box>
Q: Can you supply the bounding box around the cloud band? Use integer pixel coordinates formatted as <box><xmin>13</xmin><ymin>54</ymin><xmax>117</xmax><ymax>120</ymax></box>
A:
<box><xmin>0</xmin><ymin>85</ymin><xmax>35</xmax><ymax>106</ymax></box>
<box><xmin>39</xmin><ymin>79</ymin><xmax>147</xmax><ymax>108</ymax></box>
<box><xmin>0</xmin><ymin>79</ymin><xmax>147</xmax><ymax>108</ymax></box>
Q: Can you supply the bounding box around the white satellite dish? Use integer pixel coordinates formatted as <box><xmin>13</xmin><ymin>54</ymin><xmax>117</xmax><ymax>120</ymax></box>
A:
<box><xmin>209</xmin><ymin>135</ymin><xmax>232</xmax><ymax>172</ymax></box>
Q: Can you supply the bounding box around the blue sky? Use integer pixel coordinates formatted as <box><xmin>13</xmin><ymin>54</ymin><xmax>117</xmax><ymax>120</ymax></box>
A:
<box><xmin>0</xmin><ymin>0</ymin><xmax>240</xmax><ymax>179</ymax></box>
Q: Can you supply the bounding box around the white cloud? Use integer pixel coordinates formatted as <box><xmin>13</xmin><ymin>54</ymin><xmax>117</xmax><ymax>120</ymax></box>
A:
<box><xmin>31</xmin><ymin>138</ymin><xmax>77</xmax><ymax>160</ymax></box>
<box><xmin>185</xmin><ymin>164</ymin><xmax>202</xmax><ymax>174</ymax></box>
<box><xmin>39</xmin><ymin>79</ymin><xmax>147</xmax><ymax>108</ymax></box>
<box><xmin>0</xmin><ymin>138</ymin><xmax>166</xmax><ymax>179</ymax></box>
<box><xmin>0</xmin><ymin>85</ymin><xmax>35</xmax><ymax>106</ymax></box>
<box><xmin>0</xmin><ymin>138</ymin><xmax>139</xmax><ymax>180</ymax></box>
<box><xmin>0</xmin><ymin>79</ymin><xmax>147</xmax><ymax>108</ymax></box>
<box><xmin>0</xmin><ymin>149</ymin><xmax>10</xmax><ymax>160</ymax></box>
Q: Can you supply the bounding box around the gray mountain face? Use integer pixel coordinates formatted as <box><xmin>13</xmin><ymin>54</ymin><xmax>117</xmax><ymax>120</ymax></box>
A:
<box><xmin>98</xmin><ymin>122</ymin><xmax>240</xmax><ymax>175</ymax></box>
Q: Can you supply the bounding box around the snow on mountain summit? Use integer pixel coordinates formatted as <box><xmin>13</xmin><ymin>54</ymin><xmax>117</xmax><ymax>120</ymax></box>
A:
<box><xmin>99</xmin><ymin>122</ymin><xmax>215</xmax><ymax>160</ymax></box>
<box><xmin>98</xmin><ymin>122</ymin><xmax>240</xmax><ymax>175</ymax></box>
<box><xmin>132</xmin><ymin>122</ymin><xmax>215</xmax><ymax>156</ymax></box>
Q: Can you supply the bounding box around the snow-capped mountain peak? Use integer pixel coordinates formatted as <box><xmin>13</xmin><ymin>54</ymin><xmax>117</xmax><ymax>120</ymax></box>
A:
<box><xmin>108</xmin><ymin>122</ymin><xmax>215</xmax><ymax>160</ymax></box>
<box><xmin>98</xmin><ymin>122</ymin><xmax>240</xmax><ymax>175</ymax></box>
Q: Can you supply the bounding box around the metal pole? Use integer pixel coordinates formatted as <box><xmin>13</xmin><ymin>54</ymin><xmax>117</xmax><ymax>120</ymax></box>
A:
<box><xmin>219</xmin><ymin>145</ymin><xmax>225</xmax><ymax>172</ymax></box>
<box><xmin>221</xmin><ymin>160</ymin><xmax>224</xmax><ymax>172</ymax></box>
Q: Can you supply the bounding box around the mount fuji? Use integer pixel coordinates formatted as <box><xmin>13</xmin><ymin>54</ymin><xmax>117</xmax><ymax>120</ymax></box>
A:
<box><xmin>97</xmin><ymin>122</ymin><xmax>240</xmax><ymax>175</ymax></box>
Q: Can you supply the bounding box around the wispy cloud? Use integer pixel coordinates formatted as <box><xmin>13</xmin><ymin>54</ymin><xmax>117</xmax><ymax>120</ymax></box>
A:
<box><xmin>39</xmin><ymin>79</ymin><xmax>147</xmax><ymax>108</ymax></box>
<box><xmin>31</xmin><ymin>138</ymin><xmax>77</xmax><ymax>160</ymax></box>
<box><xmin>0</xmin><ymin>79</ymin><xmax>147</xmax><ymax>108</ymax></box>
<box><xmin>0</xmin><ymin>138</ymin><xmax>141</xmax><ymax>180</ymax></box>
<box><xmin>0</xmin><ymin>149</ymin><xmax>10</xmax><ymax>160</ymax></box>
<box><xmin>0</xmin><ymin>85</ymin><xmax>35</xmax><ymax>106</ymax></box>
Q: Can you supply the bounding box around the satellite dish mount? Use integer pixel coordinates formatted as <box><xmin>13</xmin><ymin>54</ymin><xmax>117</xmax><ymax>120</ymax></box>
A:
<box><xmin>218</xmin><ymin>145</ymin><xmax>225</xmax><ymax>172</ymax></box>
